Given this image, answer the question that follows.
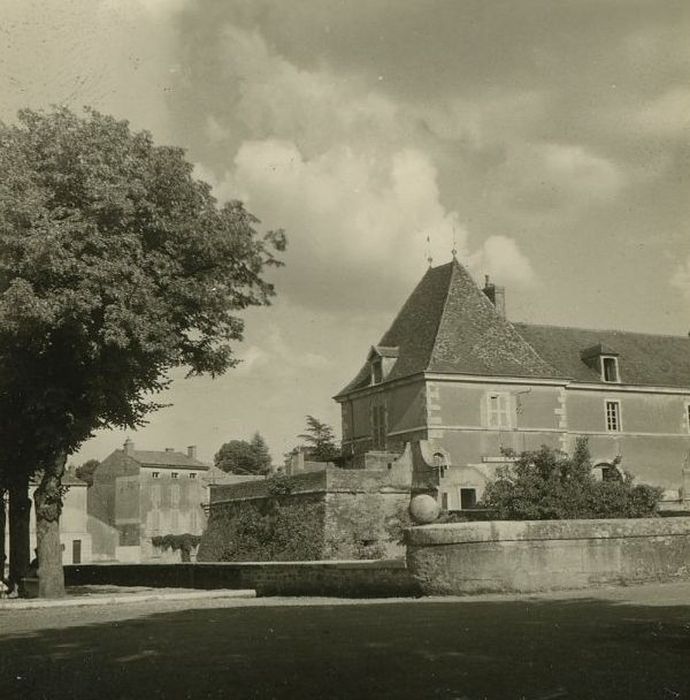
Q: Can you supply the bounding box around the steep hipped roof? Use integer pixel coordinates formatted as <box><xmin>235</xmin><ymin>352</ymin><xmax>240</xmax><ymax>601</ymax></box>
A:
<box><xmin>336</xmin><ymin>258</ymin><xmax>690</xmax><ymax>396</ymax></box>
<box><xmin>336</xmin><ymin>259</ymin><xmax>559</xmax><ymax>396</ymax></box>
<box><xmin>127</xmin><ymin>450</ymin><xmax>209</xmax><ymax>471</ymax></box>
<box><xmin>515</xmin><ymin>323</ymin><xmax>690</xmax><ymax>388</ymax></box>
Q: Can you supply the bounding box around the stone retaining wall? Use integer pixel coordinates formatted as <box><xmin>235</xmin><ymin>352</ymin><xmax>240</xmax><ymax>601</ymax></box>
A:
<box><xmin>406</xmin><ymin>517</ymin><xmax>690</xmax><ymax>595</ymax></box>
<box><xmin>63</xmin><ymin>560</ymin><xmax>420</xmax><ymax>598</ymax></box>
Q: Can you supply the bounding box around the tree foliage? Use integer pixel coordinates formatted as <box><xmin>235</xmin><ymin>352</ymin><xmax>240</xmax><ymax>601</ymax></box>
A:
<box><xmin>214</xmin><ymin>432</ymin><xmax>272</xmax><ymax>475</ymax></box>
<box><xmin>151</xmin><ymin>533</ymin><xmax>202</xmax><ymax>562</ymax></box>
<box><xmin>74</xmin><ymin>459</ymin><xmax>100</xmax><ymax>487</ymax></box>
<box><xmin>479</xmin><ymin>439</ymin><xmax>662</xmax><ymax>520</ymax></box>
<box><xmin>297</xmin><ymin>415</ymin><xmax>340</xmax><ymax>463</ymax></box>
<box><xmin>0</xmin><ymin>107</ymin><xmax>285</xmax><ymax>473</ymax></box>
<box><xmin>0</xmin><ymin>106</ymin><xmax>285</xmax><ymax>594</ymax></box>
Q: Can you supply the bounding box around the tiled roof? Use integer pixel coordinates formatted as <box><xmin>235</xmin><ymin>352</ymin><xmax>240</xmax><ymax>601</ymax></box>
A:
<box><xmin>336</xmin><ymin>258</ymin><xmax>690</xmax><ymax>395</ymax></box>
<box><xmin>336</xmin><ymin>259</ymin><xmax>559</xmax><ymax>396</ymax></box>
<box><xmin>128</xmin><ymin>450</ymin><xmax>209</xmax><ymax>471</ymax></box>
<box><xmin>514</xmin><ymin>323</ymin><xmax>690</xmax><ymax>388</ymax></box>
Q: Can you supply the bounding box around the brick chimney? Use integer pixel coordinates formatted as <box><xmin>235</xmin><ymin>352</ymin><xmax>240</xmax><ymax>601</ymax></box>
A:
<box><xmin>123</xmin><ymin>438</ymin><xmax>135</xmax><ymax>455</ymax></box>
<box><xmin>483</xmin><ymin>275</ymin><xmax>506</xmax><ymax>318</ymax></box>
<box><xmin>187</xmin><ymin>445</ymin><xmax>197</xmax><ymax>460</ymax></box>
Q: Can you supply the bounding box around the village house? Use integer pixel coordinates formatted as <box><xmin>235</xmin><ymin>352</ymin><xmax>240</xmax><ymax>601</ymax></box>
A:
<box><xmin>2</xmin><ymin>470</ymin><xmax>92</xmax><ymax>566</ymax></box>
<box><xmin>88</xmin><ymin>439</ymin><xmax>210</xmax><ymax>562</ymax></box>
<box><xmin>335</xmin><ymin>257</ymin><xmax>690</xmax><ymax>512</ymax></box>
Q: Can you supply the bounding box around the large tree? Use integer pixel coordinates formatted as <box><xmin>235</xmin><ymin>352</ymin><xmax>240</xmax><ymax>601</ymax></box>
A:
<box><xmin>0</xmin><ymin>107</ymin><xmax>285</xmax><ymax>596</ymax></box>
<box><xmin>214</xmin><ymin>432</ymin><xmax>272</xmax><ymax>475</ymax></box>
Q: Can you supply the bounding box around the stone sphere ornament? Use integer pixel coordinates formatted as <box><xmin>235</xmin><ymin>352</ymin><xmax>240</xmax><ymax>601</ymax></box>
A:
<box><xmin>409</xmin><ymin>494</ymin><xmax>441</xmax><ymax>524</ymax></box>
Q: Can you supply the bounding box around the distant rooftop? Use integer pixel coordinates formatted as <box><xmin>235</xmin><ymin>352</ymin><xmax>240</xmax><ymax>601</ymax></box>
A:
<box><xmin>120</xmin><ymin>439</ymin><xmax>209</xmax><ymax>471</ymax></box>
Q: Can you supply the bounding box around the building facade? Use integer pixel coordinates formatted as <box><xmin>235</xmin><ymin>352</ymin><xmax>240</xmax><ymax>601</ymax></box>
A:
<box><xmin>336</xmin><ymin>259</ymin><xmax>690</xmax><ymax>511</ymax></box>
<box><xmin>2</xmin><ymin>471</ymin><xmax>92</xmax><ymax>566</ymax></box>
<box><xmin>88</xmin><ymin>439</ymin><xmax>209</xmax><ymax>562</ymax></box>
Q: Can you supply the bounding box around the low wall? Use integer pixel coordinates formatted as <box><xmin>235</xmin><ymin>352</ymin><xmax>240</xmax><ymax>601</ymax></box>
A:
<box><xmin>406</xmin><ymin>517</ymin><xmax>690</xmax><ymax>595</ymax></box>
<box><xmin>63</xmin><ymin>560</ymin><xmax>420</xmax><ymax>598</ymax></box>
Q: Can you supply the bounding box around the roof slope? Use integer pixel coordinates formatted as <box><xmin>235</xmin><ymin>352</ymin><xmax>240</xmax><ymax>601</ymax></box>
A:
<box><xmin>427</xmin><ymin>260</ymin><xmax>557</xmax><ymax>377</ymax></box>
<box><xmin>129</xmin><ymin>450</ymin><xmax>209</xmax><ymax>471</ymax></box>
<box><xmin>515</xmin><ymin>323</ymin><xmax>690</xmax><ymax>388</ymax></box>
<box><xmin>337</xmin><ymin>259</ymin><xmax>559</xmax><ymax>395</ymax></box>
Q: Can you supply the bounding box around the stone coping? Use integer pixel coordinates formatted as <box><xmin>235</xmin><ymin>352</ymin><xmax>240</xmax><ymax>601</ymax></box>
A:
<box><xmin>406</xmin><ymin>517</ymin><xmax>690</xmax><ymax>546</ymax></box>
<box><xmin>67</xmin><ymin>559</ymin><xmax>407</xmax><ymax>570</ymax></box>
<box><xmin>0</xmin><ymin>589</ymin><xmax>255</xmax><ymax>610</ymax></box>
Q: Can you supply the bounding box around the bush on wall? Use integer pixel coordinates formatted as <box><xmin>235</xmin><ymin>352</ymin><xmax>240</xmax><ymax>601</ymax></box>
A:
<box><xmin>197</xmin><ymin>491</ymin><xmax>326</xmax><ymax>562</ymax></box>
<box><xmin>151</xmin><ymin>534</ymin><xmax>202</xmax><ymax>562</ymax></box>
<box><xmin>479</xmin><ymin>438</ymin><xmax>662</xmax><ymax>520</ymax></box>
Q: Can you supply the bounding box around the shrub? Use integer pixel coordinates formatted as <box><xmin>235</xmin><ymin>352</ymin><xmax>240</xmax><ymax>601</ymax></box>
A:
<box><xmin>197</xmin><ymin>495</ymin><xmax>326</xmax><ymax>562</ymax></box>
<box><xmin>479</xmin><ymin>438</ymin><xmax>662</xmax><ymax>520</ymax></box>
<box><xmin>151</xmin><ymin>534</ymin><xmax>202</xmax><ymax>562</ymax></box>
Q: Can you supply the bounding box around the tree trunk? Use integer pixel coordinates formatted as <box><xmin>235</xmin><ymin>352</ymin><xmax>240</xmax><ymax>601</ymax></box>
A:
<box><xmin>0</xmin><ymin>489</ymin><xmax>6</xmax><ymax>580</ymax></box>
<box><xmin>9</xmin><ymin>476</ymin><xmax>31</xmax><ymax>592</ymax></box>
<box><xmin>34</xmin><ymin>453</ymin><xmax>66</xmax><ymax>598</ymax></box>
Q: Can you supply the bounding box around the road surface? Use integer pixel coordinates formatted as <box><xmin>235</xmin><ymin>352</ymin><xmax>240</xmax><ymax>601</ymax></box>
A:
<box><xmin>1</xmin><ymin>582</ymin><xmax>690</xmax><ymax>699</ymax></box>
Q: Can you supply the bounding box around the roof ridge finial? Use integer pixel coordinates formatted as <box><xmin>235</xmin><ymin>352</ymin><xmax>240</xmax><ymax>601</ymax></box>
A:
<box><xmin>426</xmin><ymin>234</ymin><xmax>433</xmax><ymax>268</ymax></box>
<box><xmin>451</xmin><ymin>225</ymin><xmax>458</xmax><ymax>260</ymax></box>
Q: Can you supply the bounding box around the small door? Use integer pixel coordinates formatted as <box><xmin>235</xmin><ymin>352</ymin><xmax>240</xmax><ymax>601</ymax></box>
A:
<box><xmin>72</xmin><ymin>539</ymin><xmax>82</xmax><ymax>564</ymax></box>
<box><xmin>460</xmin><ymin>488</ymin><xmax>477</xmax><ymax>510</ymax></box>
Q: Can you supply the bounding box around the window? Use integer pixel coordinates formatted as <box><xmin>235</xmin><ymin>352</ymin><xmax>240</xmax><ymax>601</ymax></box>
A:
<box><xmin>486</xmin><ymin>393</ymin><xmax>512</xmax><ymax>429</ymax></box>
<box><xmin>460</xmin><ymin>488</ymin><xmax>477</xmax><ymax>510</ymax></box>
<box><xmin>602</xmin><ymin>356</ymin><xmax>620</xmax><ymax>383</ymax></box>
<box><xmin>190</xmin><ymin>508</ymin><xmax>199</xmax><ymax>532</ymax></box>
<box><xmin>601</xmin><ymin>465</ymin><xmax>622</xmax><ymax>482</ymax></box>
<box><xmin>686</xmin><ymin>404</ymin><xmax>690</xmax><ymax>433</ymax></box>
<box><xmin>433</xmin><ymin>452</ymin><xmax>448</xmax><ymax>477</ymax></box>
<box><xmin>371</xmin><ymin>358</ymin><xmax>383</xmax><ymax>385</ymax></box>
<box><xmin>189</xmin><ymin>472</ymin><xmax>197</xmax><ymax>479</ymax></box>
<box><xmin>605</xmin><ymin>400</ymin><xmax>621</xmax><ymax>432</ymax></box>
<box><xmin>171</xmin><ymin>472</ymin><xmax>179</xmax><ymax>479</ymax></box>
<box><xmin>171</xmin><ymin>484</ymin><xmax>180</xmax><ymax>507</ymax></box>
<box><xmin>152</xmin><ymin>472</ymin><xmax>160</xmax><ymax>479</ymax></box>
<box><xmin>151</xmin><ymin>484</ymin><xmax>161</xmax><ymax>507</ymax></box>
<box><xmin>441</xmin><ymin>492</ymin><xmax>449</xmax><ymax>511</ymax></box>
<box><xmin>371</xmin><ymin>403</ymin><xmax>387</xmax><ymax>449</ymax></box>
<box><xmin>171</xmin><ymin>509</ymin><xmax>179</xmax><ymax>530</ymax></box>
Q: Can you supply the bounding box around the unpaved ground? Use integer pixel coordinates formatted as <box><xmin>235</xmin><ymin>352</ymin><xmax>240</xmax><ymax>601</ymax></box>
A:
<box><xmin>1</xmin><ymin>581</ymin><xmax>690</xmax><ymax>699</ymax></box>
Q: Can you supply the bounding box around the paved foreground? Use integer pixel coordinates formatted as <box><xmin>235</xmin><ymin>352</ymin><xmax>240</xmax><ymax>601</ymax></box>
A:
<box><xmin>1</xmin><ymin>582</ymin><xmax>690</xmax><ymax>699</ymax></box>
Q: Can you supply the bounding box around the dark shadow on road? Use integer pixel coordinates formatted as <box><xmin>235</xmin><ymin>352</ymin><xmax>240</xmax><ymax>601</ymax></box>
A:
<box><xmin>1</xmin><ymin>597</ymin><xmax>690</xmax><ymax>699</ymax></box>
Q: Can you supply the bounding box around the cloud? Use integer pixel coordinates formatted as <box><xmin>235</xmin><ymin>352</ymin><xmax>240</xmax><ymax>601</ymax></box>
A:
<box><xmin>194</xmin><ymin>24</ymin><xmax>536</xmax><ymax>311</ymax></box>
<box><xmin>633</xmin><ymin>87</ymin><xmax>690</xmax><ymax>136</ymax></box>
<box><xmin>234</xmin><ymin>323</ymin><xmax>332</xmax><ymax>377</ymax></box>
<box><xmin>469</xmin><ymin>236</ymin><xmax>536</xmax><ymax>288</ymax></box>
<box><xmin>670</xmin><ymin>256</ymin><xmax>690</xmax><ymax>302</ymax></box>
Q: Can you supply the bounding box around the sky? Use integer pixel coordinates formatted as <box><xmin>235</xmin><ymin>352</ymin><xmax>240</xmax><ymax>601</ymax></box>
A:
<box><xmin>1</xmin><ymin>0</ymin><xmax>689</xmax><ymax>465</ymax></box>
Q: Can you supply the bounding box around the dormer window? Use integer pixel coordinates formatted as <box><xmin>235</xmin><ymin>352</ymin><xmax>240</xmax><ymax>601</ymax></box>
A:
<box><xmin>580</xmin><ymin>344</ymin><xmax>621</xmax><ymax>384</ymax></box>
<box><xmin>371</xmin><ymin>358</ymin><xmax>383</xmax><ymax>385</ymax></box>
<box><xmin>368</xmin><ymin>346</ymin><xmax>398</xmax><ymax>386</ymax></box>
<box><xmin>601</xmin><ymin>356</ymin><xmax>619</xmax><ymax>383</ymax></box>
